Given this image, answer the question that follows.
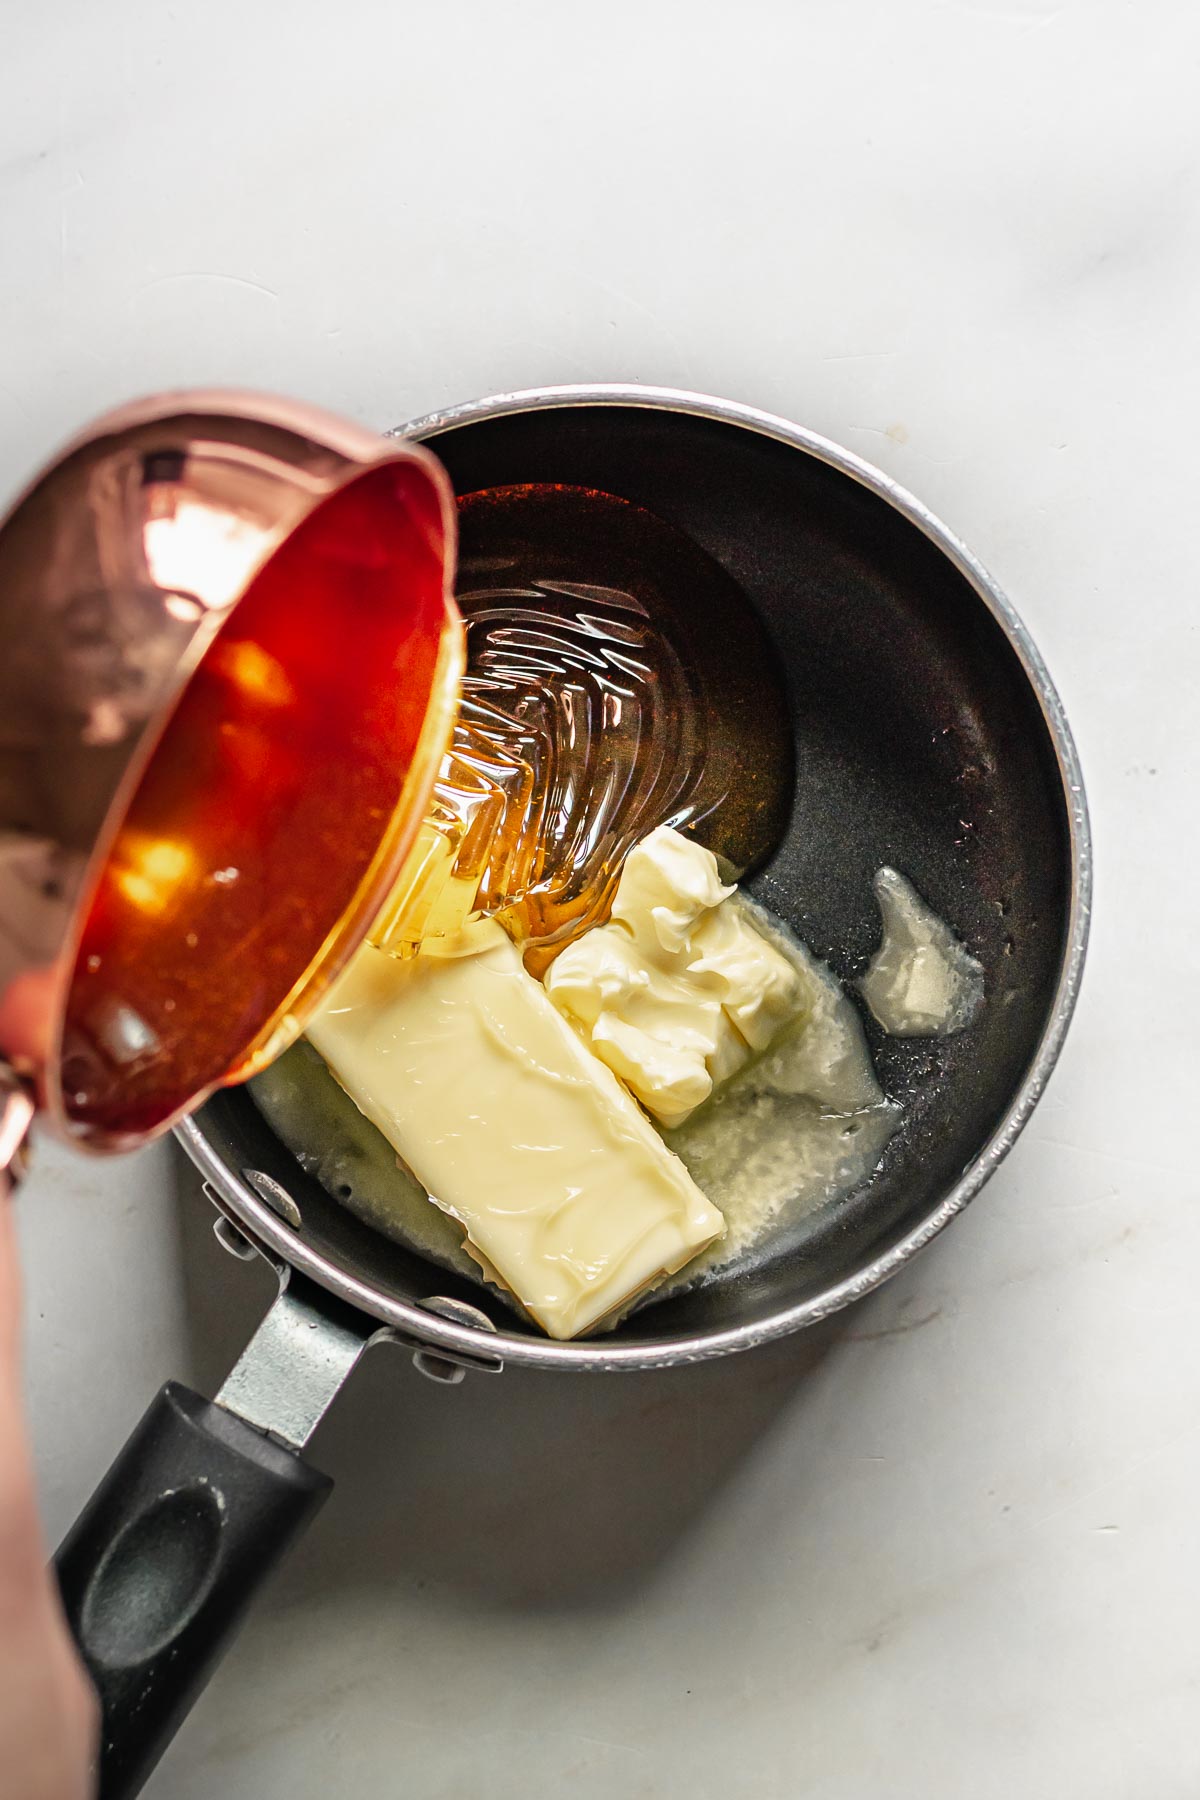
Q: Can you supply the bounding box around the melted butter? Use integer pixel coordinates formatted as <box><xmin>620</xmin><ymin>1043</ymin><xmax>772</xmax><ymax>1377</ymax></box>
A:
<box><xmin>650</xmin><ymin>898</ymin><xmax>900</xmax><ymax>1300</ymax></box>
<box><xmin>861</xmin><ymin>867</ymin><xmax>985</xmax><ymax>1037</ymax></box>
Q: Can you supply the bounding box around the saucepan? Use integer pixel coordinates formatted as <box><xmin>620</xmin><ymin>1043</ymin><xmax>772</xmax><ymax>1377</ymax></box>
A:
<box><xmin>51</xmin><ymin>386</ymin><xmax>1090</xmax><ymax>1797</ymax></box>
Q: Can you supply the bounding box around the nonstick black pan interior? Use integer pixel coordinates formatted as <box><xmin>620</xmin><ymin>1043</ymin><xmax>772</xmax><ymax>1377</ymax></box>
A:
<box><xmin>193</xmin><ymin>402</ymin><xmax>1074</xmax><ymax>1346</ymax></box>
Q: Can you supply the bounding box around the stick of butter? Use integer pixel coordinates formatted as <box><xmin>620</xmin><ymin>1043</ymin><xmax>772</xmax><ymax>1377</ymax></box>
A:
<box><xmin>307</xmin><ymin>919</ymin><xmax>724</xmax><ymax>1339</ymax></box>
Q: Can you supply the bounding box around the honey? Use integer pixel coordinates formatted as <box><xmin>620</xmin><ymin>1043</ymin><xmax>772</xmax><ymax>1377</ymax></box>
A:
<box><xmin>374</xmin><ymin>485</ymin><xmax>793</xmax><ymax>971</ymax></box>
<box><xmin>60</xmin><ymin>465</ymin><xmax>459</xmax><ymax>1143</ymax></box>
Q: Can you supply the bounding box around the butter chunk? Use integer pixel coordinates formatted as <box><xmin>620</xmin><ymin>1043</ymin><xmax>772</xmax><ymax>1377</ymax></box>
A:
<box><xmin>307</xmin><ymin>920</ymin><xmax>724</xmax><ymax>1339</ymax></box>
<box><xmin>688</xmin><ymin>900</ymin><xmax>805</xmax><ymax>1051</ymax></box>
<box><xmin>547</xmin><ymin>910</ymin><xmax>738</xmax><ymax>1128</ymax></box>
<box><xmin>612</xmin><ymin>825</ymin><xmax>734</xmax><ymax>953</ymax></box>
<box><xmin>860</xmin><ymin>866</ymin><xmax>985</xmax><ymax>1037</ymax></box>
<box><xmin>544</xmin><ymin>827</ymin><xmax>807</xmax><ymax>1126</ymax></box>
<box><xmin>590</xmin><ymin>1013</ymin><xmax>715</xmax><ymax>1128</ymax></box>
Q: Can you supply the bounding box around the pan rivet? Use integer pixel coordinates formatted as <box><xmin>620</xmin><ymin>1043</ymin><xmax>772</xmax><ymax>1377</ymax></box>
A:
<box><xmin>410</xmin><ymin>1296</ymin><xmax>502</xmax><ymax>1384</ymax></box>
<box><xmin>212</xmin><ymin>1215</ymin><xmax>257</xmax><ymax>1262</ymax></box>
<box><xmin>412</xmin><ymin>1351</ymin><xmax>467</xmax><ymax>1386</ymax></box>
<box><xmin>241</xmin><ymin>1168</ymin><xmax>303</xmax><ymax>1229</ymax></box>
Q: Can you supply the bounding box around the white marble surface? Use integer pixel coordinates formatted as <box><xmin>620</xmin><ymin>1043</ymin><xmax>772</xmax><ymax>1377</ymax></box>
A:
<box><xmin>5</xmin><ymin>1</ymin><xmax>1199</xmax><ymax>1794</ymax></box>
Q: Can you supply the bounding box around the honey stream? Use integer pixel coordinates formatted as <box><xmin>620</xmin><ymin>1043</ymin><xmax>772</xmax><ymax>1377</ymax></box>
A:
<box><xmin>374</xmin><ymin>484</ymin><xmax>794</xmax><ymax>972</ymax></box>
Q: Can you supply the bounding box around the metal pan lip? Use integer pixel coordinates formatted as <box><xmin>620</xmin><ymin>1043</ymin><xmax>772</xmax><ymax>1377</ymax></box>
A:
<box><xmin>177</xmin><ymin>383</ymin><xmax>1092</xmax><ymax>1373</ymax></box>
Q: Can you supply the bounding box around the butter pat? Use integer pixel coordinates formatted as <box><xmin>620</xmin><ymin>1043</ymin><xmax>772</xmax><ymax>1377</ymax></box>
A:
<box><xmin>861</xmin><ymin>866</ymin><xmax>985</xmax><ymax>1036</ymax></box>
<box><xmin>307</xmin><ymin>919</ymin><xmax>724</xmax><ymax>1339</ymax></box>
<box><xmin>545</xmin><ymin>827</ymin><xmax>806</xmax><ymax>1126</ymax></box>
<box><xmin>688</xmin><ymin>901</ymin><xmax>806</xmax><ymax>1051</ymax></box>
<box><xmin>611</xmin><ymin>824</ymin><xmax>734</xmax><ymax>952</ymax></box>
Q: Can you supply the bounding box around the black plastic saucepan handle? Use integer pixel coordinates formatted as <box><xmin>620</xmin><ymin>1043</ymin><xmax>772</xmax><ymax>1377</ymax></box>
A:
<box><xmin>50</xmin><ymin>1252</ymin><xmax>397</xmax><ymax>1799</ymax></box>
<box><xmin>55</xmin><ymin>1380</ymin><xmax>331</xmax><ymax>1798</ymax></box>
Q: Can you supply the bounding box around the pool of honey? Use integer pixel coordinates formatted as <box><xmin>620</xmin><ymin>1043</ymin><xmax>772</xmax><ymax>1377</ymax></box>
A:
<box><xmin>381</xmin><ymin>484</ymin><xmax>794</xmax><ymax>971</ymax></box>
